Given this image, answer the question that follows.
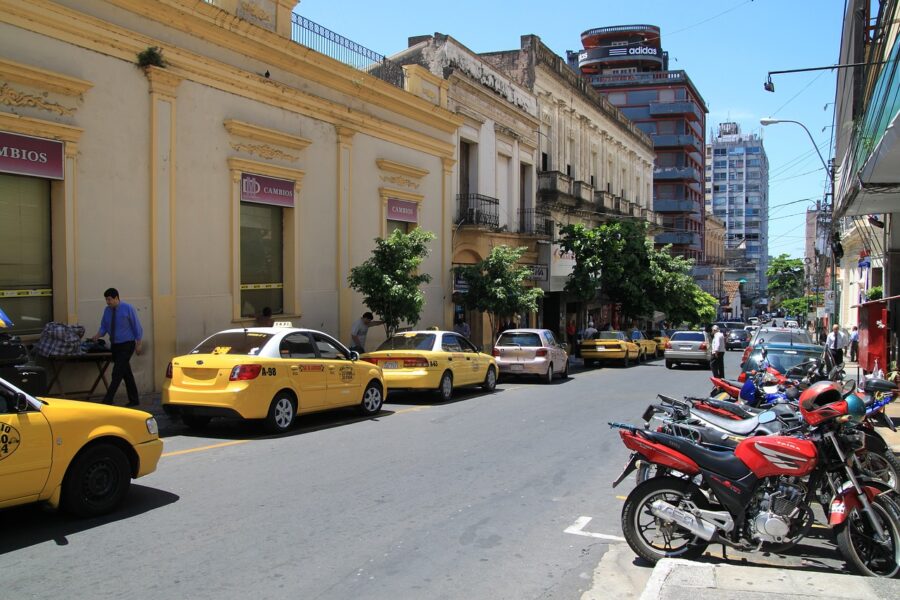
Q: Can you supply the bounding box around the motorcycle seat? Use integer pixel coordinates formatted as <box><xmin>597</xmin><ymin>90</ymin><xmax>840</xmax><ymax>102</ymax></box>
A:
<box><xmin>702</xmin><ymin>398</ymin><xmax>755</xmax><ymax>419</ymax></box>
<box><xmin>694</xmin><ymin>409</ymin><xmax>767</xmax><ymax>436</ymax></box>
<box><xmin>644</xmin><ymin>430</ymin><xmax>752</xmax><ymax>480</ymax></box>
<box><xmin>863</xmin><ymin>377</ymin><xmax>898</xmax><ymax>394</ymax></box>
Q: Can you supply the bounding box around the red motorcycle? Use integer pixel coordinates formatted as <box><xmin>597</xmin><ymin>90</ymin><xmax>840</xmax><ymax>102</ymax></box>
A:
<box><xmin>611</xmin><ymin>381</ymin><xmax>900</xmax><ymax>577</ymax></box>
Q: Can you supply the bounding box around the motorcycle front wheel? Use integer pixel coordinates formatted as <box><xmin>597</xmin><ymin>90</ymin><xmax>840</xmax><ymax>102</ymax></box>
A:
<box><xmin>622</xmin><ymin>476</ymin><xmax>712</xmax><ymax>564</ymax></box>
<box><xmin>856</xmin><ymin>448</ymin><xmax>900</xmax><ymax>492</ymax></box>
<box><xmin>835</xmin><ymin>494</ymin><xmax>900</xmax><ymax>578</ymax></box>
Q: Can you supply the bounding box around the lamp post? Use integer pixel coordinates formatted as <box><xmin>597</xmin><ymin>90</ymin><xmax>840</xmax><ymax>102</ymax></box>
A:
<box><xmin>760</xmin><ymin>117</ymin><xmax>837</xmax><ymax>327</ymax></box>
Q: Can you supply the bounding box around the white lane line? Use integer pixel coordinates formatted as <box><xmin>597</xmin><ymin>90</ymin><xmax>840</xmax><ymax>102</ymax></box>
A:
<box><xmin>564</xmin><ymin>516</ymin><xmax>626</xmax><ymax>542</ymax></box>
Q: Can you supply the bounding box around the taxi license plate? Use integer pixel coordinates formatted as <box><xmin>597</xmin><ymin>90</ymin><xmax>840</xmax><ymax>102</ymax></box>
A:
<box><xmin>511</xmin><ymin>364</ymin><xmax>524</xmax><ymax>371</ymax></box>
<box><xmin>382</xmin><ymin>361</ymin><xmax>399</xmax><ymax>369</ymax></box>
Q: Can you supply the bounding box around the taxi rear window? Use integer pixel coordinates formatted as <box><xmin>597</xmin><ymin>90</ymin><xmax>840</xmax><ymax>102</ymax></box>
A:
<box><xmin>376</xmin><ymin>334</ymin><xmax>436</xmax><ymax>351</ymax></box>
<box><xmin>192</xmin><ymin>332</ymin><xmax>274</xmax><ymax>355</ymax></box>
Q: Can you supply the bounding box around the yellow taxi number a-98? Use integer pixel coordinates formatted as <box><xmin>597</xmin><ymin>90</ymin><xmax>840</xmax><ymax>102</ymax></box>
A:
<box><xmin>259</xmin><ymin>367</ymin><xmax>276</xmax><ymax>377</ymax></box>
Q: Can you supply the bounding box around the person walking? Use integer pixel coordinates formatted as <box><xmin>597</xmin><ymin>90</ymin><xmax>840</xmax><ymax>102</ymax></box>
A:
<box><xmin>710</xmin><ymin>325</ymin><xmax>726</xmax><ymax>378</ymax></box>
<box><xmin>825</xmin><ymin>324</ymin><xmax>849</xmax><ymax>366</ymax></box>
<box><xmin>566</xmin><ymin>319</ymin><xmax>577</xmax><ymax>353</ymax></box>
<box><xmin>91</xmin><ymin>288</ymin><xmax>143</xmax><ymax>407</ymax></box>
<box><xmin>349</xmin><ymin>311</ymin><xmax>383</xmax><ymax>353</ymax></box>
<box><xmin>453</xmin><ymin>315</ymin><xmax>471</xmax><ymax>339</ymax></box>
<box><xmin>849</xmin><ymin>325</ymin><xmax>859</xmax><ymax>362</ymax></box>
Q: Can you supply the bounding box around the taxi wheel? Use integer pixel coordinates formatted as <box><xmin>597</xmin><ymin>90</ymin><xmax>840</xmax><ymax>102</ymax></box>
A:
<box><xmin>61</xmin><ymin>443</ymin><xmax>131</xmax><ymax>517</ymax></box>
<box><xmin>437</xmin><ymin>371</ymin><xmax>453</xmax><ymax>402</ymax></box>
<box><xmin>359</xmin><ymin>381</ymin><xmax>384</xmax><ymax>415</ymax></box>
<box><xmin>482</xmin><ymin>366</ymin><xmax>497</xmax><ymax>392</ymax></box>
<box><xmin>265</xmin><ymin>393</ymin><xmax>296</xmax><ymax>433</ymax></box>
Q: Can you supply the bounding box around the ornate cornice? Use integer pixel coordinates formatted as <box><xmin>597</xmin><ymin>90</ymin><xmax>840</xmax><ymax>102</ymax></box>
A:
<box><xmin>144</xmin><ymin>66</ymin><xmax>182</xmax><ymax>98</ymax></box>
<box><xmin>0</xmin><ymin>58</ymin><xmax>92</xmax><ymax>96</ymax></box>
<box><xmin>229</xmin><ymin>142</ymin><xmax>298</xmax><ymax>162</ymax></box>
<box><xmin>378</xmin><ymin>187</ymin><xmax>424</xmax><ymax>203</ymax></box>
<box><xmin>224</xmin><ymin>119</ymin><xmax>311</xmax><ymax>150</ymax></box>
<box><xmin>376</xmin><ymin>159</ymin><xmax>430</xmax><ymax>180</ymax></box>
<box><xmin>0</xmin><ymin>111</ymin><xmax>83</xmax><ymax>143</ymax></box>
<box><xmin>336</xmin><ymin>125</ymin><xmax>356</xmax><ymax>146</ymax></box>
<box><xmin>0</xmin><ymin>83</ymin><xmax>74</xmax><ymax>116</ymax></box>
<box><xmin>227</xmin><ymin>156</ymin><xmax>305</xmax><ymax>184</ymax></box>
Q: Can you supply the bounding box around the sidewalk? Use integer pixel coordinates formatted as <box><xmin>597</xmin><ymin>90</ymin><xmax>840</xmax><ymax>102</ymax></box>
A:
<box><xmin>639</xmin><ymin>558</ymin><xmax>900</xmax><ymax>600</ymax></box>
<box><xmin>844</xmin><ymin>360</ymin><xmax>900</xmax><ymax>452</ymax></box>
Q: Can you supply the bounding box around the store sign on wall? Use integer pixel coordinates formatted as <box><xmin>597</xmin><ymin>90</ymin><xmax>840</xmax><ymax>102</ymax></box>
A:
<box><xmin>387</xmin><ymin>198</ymin><xmax>418</xmax><ymax>223</ymax></box>
<box><xmin>241</xmin><ymin>173</ymin><xmax>294</xmax><ymax>207</ymax></box>
<box><xmin>0</xmin><ymin>131</ymin><xmax>64</xmax><ymax>180</ymax></box>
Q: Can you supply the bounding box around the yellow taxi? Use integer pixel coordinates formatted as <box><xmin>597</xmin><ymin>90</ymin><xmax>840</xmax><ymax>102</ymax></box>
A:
<box><xmin>580</xmin><ymin>331</ymin><xmax>640</xmax><ymax>367</ymax></box>
<box><xmin>0</xmin><ymin>377</ymin><xmax>163</xmax><ymax>517</ymax></box>
<box><xmin>361</xmin><ymin>330</ymin><xmax>497</xmax><ymax>401</ymax></box>
<box><xmin>650</xmin><ymin>330</ymin><xmax>671</xmax><ymax>358</ymax></box>
<box><xmin>628</xmin><ymin>330</ymin><xmax>659</xmax><ymax>361</ymax></box>
<box><xmin>163</xmin><ymin>327</ymin><xmax>385</xmax><ymax>433</ymax></box>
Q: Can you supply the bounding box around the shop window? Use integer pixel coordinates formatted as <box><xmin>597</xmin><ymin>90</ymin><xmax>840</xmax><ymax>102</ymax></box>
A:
<box><xmin>0</xmin><ymin>174</ymin><xmax>52</xmax><ymax>334</ymax></box>
<box><xmin>387</xmin><ymin>220</ymin><xmax>409</xmax><ymax>235</ymax></box>
<box><xmin>240</xmin><ymin>202</ymin><xmax>283</xmax><ymax>318</ymax></box>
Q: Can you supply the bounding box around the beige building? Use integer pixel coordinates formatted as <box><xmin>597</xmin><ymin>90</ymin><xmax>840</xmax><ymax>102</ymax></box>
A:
<box><xmin>702</xmin><ymin>212</ymin><xmax>726</xmax><ymax>301</ymax></box>
<box><xmin>836</xmin><ymin>218</ymin><xmax>885</xmax><ymax>328</ymax></box>
<box><xmin>0</xmin><ymin>0</ymin><xmax>461</xmax><ymax>394</ymax></box>
<box><xmin>480</xmin><ymin>35</ymin><xmax>657</xmax><ymax>333</ymax></box>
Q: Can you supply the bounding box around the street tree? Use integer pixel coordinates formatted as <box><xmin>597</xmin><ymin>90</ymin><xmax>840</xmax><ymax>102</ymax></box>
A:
<box><xmin>348</xmin><ymin>228</ymin><xmax>435</xmax><ymax>337</ymax></box>
<box><xmin>454</xmin><ymin>245</ymin><xmax>544</xmax><ymax>339</ymax></box>
<box><xmin>766</xmin><ymin>254</ymin><xmax>805</xmax><ymax>305</ymax></box>
<box><xmin>781</xmin><ymin>293</ymin><xmax>823</xmax><ymax>320</ymax></box>
<box><xmin>558</xmin><ymin>220</ymin><xmax>651</xmax><ymax>321</ymax></box>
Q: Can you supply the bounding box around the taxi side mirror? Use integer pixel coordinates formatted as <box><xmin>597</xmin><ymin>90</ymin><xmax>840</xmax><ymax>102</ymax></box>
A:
<box><xmin>349</xmin><ymin>350</ymin><xmax>360</xmax><ymax>361</ymax></box>
<box><xmin>14</xmin><ymin>392</ymin><xmax>28</xmax><ymax>413</ymax></box>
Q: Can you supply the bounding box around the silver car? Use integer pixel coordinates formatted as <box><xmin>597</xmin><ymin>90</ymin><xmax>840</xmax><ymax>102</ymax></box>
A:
<box><xmin>493</xmin><ymin>329</ymin><xmax>569</xmax><ymax>383</ymax></box>
<box><xmin>664</xmin><ymin>330</ymin><xmax>712</xmax><ymax>369</ymax></box>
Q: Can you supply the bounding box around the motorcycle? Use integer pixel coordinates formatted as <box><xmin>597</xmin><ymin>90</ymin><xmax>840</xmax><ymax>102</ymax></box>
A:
<box><xmin>611</xmin><ymin>381</ymin><xmax>900</xmax><ymax>577</ymax></box>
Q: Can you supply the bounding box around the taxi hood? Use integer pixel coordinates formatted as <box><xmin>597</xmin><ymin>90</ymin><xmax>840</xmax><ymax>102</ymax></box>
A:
<box><xmin>38</xmin><ymin>396</ymin><xmax>154</xmax><ymax>425</ymax></box>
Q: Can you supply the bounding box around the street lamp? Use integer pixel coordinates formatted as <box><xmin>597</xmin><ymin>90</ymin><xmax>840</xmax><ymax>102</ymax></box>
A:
<box><xmin>759</xmin><ymin>118</ymin><xmax>831</xmax><ymax>176</ymax></box>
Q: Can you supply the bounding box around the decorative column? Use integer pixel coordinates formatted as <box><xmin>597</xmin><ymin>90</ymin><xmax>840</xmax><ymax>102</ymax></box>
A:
<box><xmin>336</xmin><ymin>125</ymin><xmax>356</xmax><ymax>343</ymax></box>
<box><xmin>442</xmin><ymin>156</ymin><xmax>456</xmax><ymax>328</ymax></box>
<box><xmin>145</xmin><ymin>66</ymin><xmax>181</xmax><ymax>391</ymax></box>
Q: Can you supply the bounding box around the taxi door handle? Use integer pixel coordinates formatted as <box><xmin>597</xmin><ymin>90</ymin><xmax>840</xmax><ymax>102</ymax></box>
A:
<box><xmin>291</xmin><ymin>366</ymin><xmax>299</xmax><ymax>375</ymax></box>
<box><xmin>329</xmin><ymin>365</ymin><xmax>336</xmax><ymax>372</ymax></box>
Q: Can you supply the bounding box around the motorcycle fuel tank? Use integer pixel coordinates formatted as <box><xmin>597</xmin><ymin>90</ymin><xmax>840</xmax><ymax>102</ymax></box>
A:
<box><xmin>735</xmin><ymin>436</ymin><xmax>818</xmax><ymax>478</ymax></box>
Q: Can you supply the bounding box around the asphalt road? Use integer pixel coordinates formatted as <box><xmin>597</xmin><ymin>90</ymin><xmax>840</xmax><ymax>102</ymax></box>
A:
<box><xmin>0</xmin><ymin>351</ymin><xmax>846</xmax><ymax>599</ymax></box>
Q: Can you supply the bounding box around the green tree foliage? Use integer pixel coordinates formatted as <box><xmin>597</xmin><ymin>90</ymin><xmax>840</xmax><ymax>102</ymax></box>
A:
<box><xmin>780</xmin><ymin>293</ymin><xmax>822</xmax><ymax>319</ymax></box>
<box><xmin>348</xmin><ymin>228</ymin><xmax>435</xmax><ymax>337</ymax></box>
<box><xmin>558</xmin><ymin>220</ymin><xmax>651</xmax><ymax>320</ymax></box>
<box><xmin>766</xmin><ymin>254</ymin><xmax>805</xmax><ymax>305</ymax></box>
<box><xmin>689</xmin><ymin>286</ymin><xmax>719</xmax><ymax>327</ymax></box>
<box><xmin>454</xmin><ymin>245</ymin><xmax>544</xmax><ymax>338</ymax></box>
<box><xmin>646</xmin><ymin>243</ymin><xmax>698</xmax><ymax>325</ymax></box>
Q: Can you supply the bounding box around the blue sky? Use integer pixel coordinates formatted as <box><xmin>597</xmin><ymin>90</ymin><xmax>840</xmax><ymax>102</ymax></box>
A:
<box><xmin>296</xmin><ymin>0</ymin><xmax>844</xmax><ymax>259</ymax></box>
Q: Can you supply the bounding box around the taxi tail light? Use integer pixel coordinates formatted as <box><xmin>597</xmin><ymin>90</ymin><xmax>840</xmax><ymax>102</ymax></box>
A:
<box><xmin>229</xmin><ymin>364</ymin><xmax>262</xmax><ymax>381</ymax></box>
<box><xmin>403</xmin><ymin>357</ymin><xmax>430</xmax><ymax>368</ymax></box>
<box><xmin>699</xmin><ymin>342</ymin><xmax>708</xmax><ymax>351</ymax></box>
<box><xmin>535</xmin><ymin>348</ymin><xmax>549</xmax><ymax>357</ymax></box>
<box><xmin>165</xmin><ymin>362</ymin><xmax>173</xmax><ymax>379</ymax></box>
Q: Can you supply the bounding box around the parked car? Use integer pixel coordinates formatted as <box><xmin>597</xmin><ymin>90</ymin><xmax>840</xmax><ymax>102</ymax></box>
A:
<box><xmin>664</xmin><ymin>330</ymin><xmax>711</xmax><ymax>369</ymax></box>
<box><xmin>748</xmin><ymin>317</ymin><xmax>759</xmax><ymax>326</ymax></box>
<box><xmin>725</xmin><ymin>328</ymin><xmax>750</xmax><ymax>351</ymax></box>
<box><xmin>742</xmin><ymin>326</ymin><xmax>814</xmax><ymax>365</ymax></box>
<box><xmin>648</xmin><ymin>330</ymin><xmax>670</xmax><ymax>357</ymax></box>
<box><xmin>629</xmin><ymin>330</ymin><xmax>659</xmax><ymax>360</ymax></box>
<box><xmin>164</xmin><ymin>326</ymin><xmax>386</xmax><ymax>432</ymax></box>
<box><xmin>785</xmin><ymin>319</ymin><xmax>800</xmax><ymax>329</ymax></box>
<box><xmin>363</xmin><ymin>330</ymin><xmax>497</xmax><ymax>401</ymax></box>
<box><xmin>0</xmin><ymin>377</ymin><xmax>163</xmax><ymax>517</ymax></box>
<box><xmin>580</xmin><ymin>331</ymin><xmax>640</xmax><ymax>367</ymax></box>
<box><xmin>740</xmin><ymin>342</ymin><xmax>825</xmax><ymax>380</ymax></box>
<box><xmin>492</xmin><ymin>329</ymin><xmax>568</xmax><ymax>383</ymax></box>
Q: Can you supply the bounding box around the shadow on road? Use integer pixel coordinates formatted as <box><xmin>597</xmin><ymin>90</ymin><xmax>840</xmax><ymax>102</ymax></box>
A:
<box><xmin>0</xmin><ymin>484</ymin><xmax>180</xmax><ymax>555</ymax></box>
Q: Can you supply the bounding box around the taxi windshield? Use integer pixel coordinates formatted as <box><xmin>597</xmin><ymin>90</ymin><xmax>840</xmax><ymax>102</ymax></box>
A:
<box><xmin>376</xmin><ymin>333</ymin><xmax>436</xmax><ymax>351</ymax></box>
<box><xmin>192</xmin><ymin>331</ymin><xmax>274</xmax><ymax>355</ymax></box>
<box><xmin>597</xmin><ymin>332</ymin><xmax>625</xmax><ymax>341</ymax></box>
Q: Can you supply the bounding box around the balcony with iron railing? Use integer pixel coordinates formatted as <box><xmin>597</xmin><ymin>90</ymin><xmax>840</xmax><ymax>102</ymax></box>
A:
<box><xmin>456</xmin><ymin>193</ymin><xmax>500</xmax><ymax>228</ymax></box>
<box><xmin>518</xmin><ymin>209</ymin><xmax>554</xmax><ymax>236</ymax></box>
<box><xmin>290</xmin><ymin>14</ymin><xmax>404</xmax><ymax>89</ymax></box>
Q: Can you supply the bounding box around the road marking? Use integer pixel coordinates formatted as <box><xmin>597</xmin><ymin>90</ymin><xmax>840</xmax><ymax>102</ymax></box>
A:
<box><xmin>564</xmin><ymin>516</ymin><xmax>626</xmax><ymax>542</ymax></box>
<box><xmin>616</xmin><ymin>495</ymin><xmax>627</xmax><ymax>500</ymax></box>
<box><xmin>162</xmin><ymin>439</ymin><xmax>249</xmax><ymax>457</ymax></box>
<box><xmin>393</xmin><ymin>406</ymin><xmax>431</xmax><ymax>414</ymax></box>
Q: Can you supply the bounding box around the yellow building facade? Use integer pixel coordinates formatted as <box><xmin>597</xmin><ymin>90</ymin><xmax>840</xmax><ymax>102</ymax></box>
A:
<box><xmin>0</xmin><ymin>0</ymin><xmax>461</xmax><ymax>393</ymax></box>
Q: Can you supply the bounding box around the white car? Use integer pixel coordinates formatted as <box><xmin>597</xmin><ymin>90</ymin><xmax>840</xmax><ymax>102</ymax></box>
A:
<box><xmin>785</xmin><ymin>320</ymin><xmax>799</xmax><ymax>329</ymax></box>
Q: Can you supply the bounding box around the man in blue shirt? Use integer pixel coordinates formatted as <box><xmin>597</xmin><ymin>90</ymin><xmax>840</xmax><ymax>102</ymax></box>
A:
<box><xmin>91</xmin><ymin>288</ymin><xmax>143</xmax><ymax>406</ymax></box>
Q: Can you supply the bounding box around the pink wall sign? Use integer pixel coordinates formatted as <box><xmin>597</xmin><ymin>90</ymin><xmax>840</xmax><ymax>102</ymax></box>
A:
<box><xmin>387</xmin><ymin>198</ymin><xmax>418</xmax><ymax>223</ymax></box>
<box><xmin>0</xmin><ymin>131</ymin><xmax>64</xmax><ymax>180</ymax></box>
<box><xmin>240</xmin><ymin>172</ymin><xmax>294</xmax><ymax>207</ymax></box>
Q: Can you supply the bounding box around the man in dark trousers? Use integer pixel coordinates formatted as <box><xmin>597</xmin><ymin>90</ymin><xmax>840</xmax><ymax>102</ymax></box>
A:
<box><xmin>92</xmin><ymin>288</ymin><xmax>143</xmax><ymax>406</ymax></box>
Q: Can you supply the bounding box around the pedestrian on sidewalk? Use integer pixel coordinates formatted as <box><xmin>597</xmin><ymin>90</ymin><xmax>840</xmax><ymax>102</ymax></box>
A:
<box><xmin>349</xmin><ymin>311</ymin><xmax>383</xmax><ymax>353</ymax></box>
<box><xmin>566</xmin><ymin>319</ymin><xmax>577</xmax><ymax>352</ymax></box>
<box><xmin>825</xmin><ymin>324</ymin><xmax>849</xmax><ymax>366</ymax></box>
<box><xmin>453</xmin><ymin>315</ymin><xmax>470</xmax><ymax>339</ymax></box>
<box><xmin>710</xmin><ymin>325</ymin><xmax>726</xmax><ymax>378</ymax></box>
<box><xmin>850</xmin><ymin>325</ymin><xmax>859</xmax><ymax>362</ymax></box>
<box><xmin>91</xmin><ymin>287</ymin><xmax>143</xmax><ymax>407</ymax></box>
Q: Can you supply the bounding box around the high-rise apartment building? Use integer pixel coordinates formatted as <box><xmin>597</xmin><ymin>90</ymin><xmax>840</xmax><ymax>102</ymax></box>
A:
<box><xmin>704</xmin><ymin>122</ymin><xmax>770</xmax><ymax>305</ymax></box>
<box><xmin>567</xmin><ymin>25</ymin><xmax>707</xmax><ymax>261</ymax></box>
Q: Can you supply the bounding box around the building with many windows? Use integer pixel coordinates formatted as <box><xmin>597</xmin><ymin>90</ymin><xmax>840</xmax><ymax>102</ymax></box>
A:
<box><xmin>704</xmin><ymin>122</ymin><xmax>770</xmax><ymax>307</ymax></box>
<box><xmin>0</xmin><ymin>0</ymin><xmax>461</xmax><ymax>393</ymax></box>
<box><xmin>566</xmin><ymin>24</ymin><xmax>707</xmax><ymax>263</ymax></box>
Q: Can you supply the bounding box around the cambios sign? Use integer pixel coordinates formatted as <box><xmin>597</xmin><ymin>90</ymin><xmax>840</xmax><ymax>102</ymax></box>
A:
<box><xmin>0</xmin><ymin>131</ymin><xmax>64</xmax><ymax>180</ymax></box>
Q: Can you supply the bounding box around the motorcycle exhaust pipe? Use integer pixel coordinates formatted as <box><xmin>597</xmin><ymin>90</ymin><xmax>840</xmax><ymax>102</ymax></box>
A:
<box><xmin>650</xmin><ymin>500</ymin><xmax>717</xmax><ymax>541</ymax></box>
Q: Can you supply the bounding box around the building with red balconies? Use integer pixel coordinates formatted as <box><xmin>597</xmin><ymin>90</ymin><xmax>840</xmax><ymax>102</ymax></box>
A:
<box><xmin>567</xmin><ymin>25</ymin><xmax>708</xmax><ymax>263</ymax></box>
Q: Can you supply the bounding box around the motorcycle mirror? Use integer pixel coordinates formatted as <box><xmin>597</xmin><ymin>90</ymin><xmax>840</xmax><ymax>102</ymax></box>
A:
<box><xmin>758</xmin><ymin>411</ymin><xmax>777</xmax><ymax>424</ymax></box>
<box><xmin>841</xmin><ymin>379</ymin><xmax>856</xmax><ymax>396</ymax></box>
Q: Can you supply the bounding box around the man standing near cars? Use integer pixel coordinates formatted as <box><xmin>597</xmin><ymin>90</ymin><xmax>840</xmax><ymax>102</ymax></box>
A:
<box><xmin>350</xmin><ymin>311</ymin><xmax>383</xmax><ymax>353</ymax></box>
<box><xmin>849</xmin><ymin>325</ymin><xmax>859</xmax><ymax>362</ymax></box>
<box><xmin>826</xmin><ymin>324</ymin><xmax>849</xmax><ymax>366</ymax></box>
<box><xmin>711</xmin><ymin>325</ymin><xmax>726</xmax><ymax>378</ymax></box>
<box><xmin>92</xmin><ymin>288</ymin><xmax>143</xmax><ymax>406</ymax></box>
